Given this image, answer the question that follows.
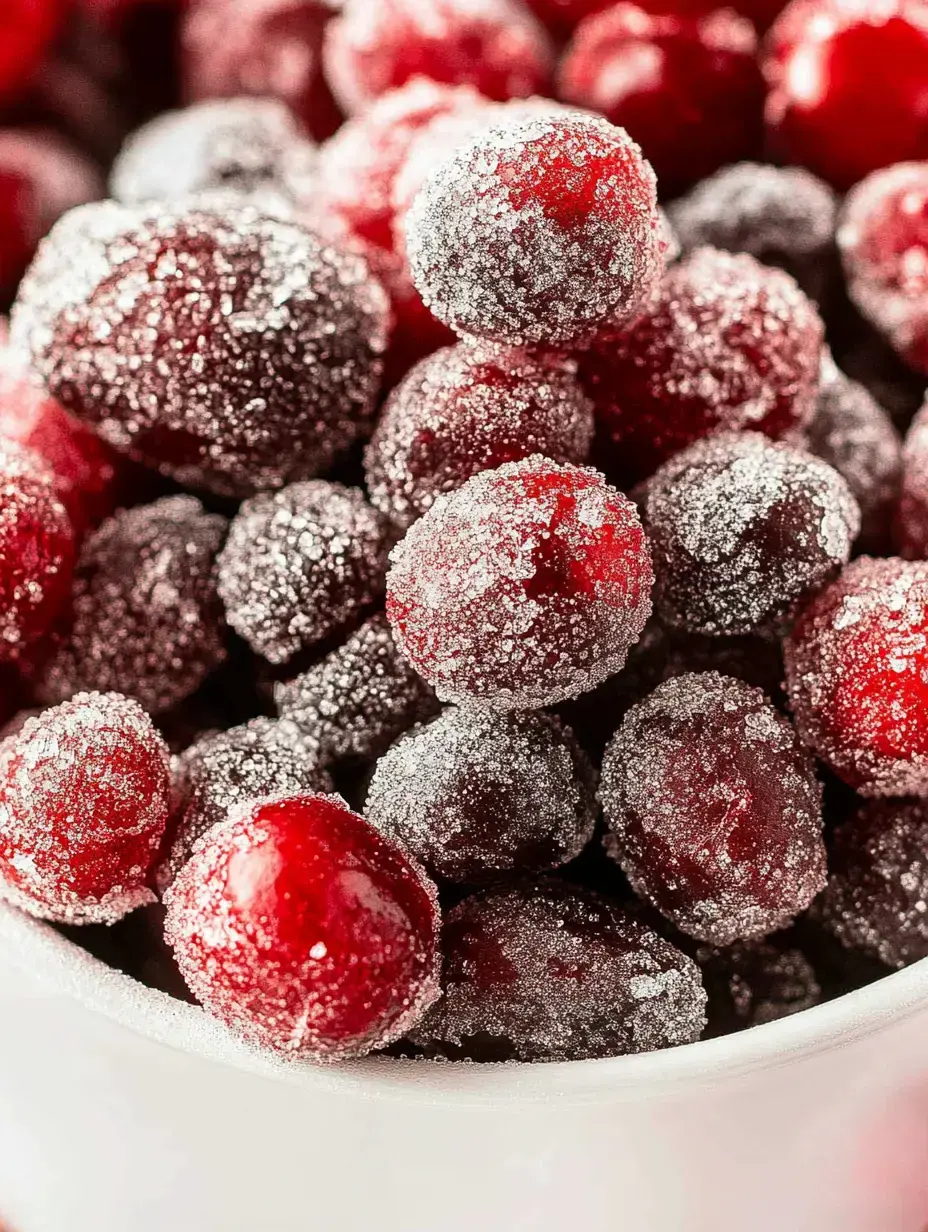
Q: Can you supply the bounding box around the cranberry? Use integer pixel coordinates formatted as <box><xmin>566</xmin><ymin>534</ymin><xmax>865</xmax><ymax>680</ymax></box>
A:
<box><xmin>365</xmin><ymin>342</ymin><xmax>595</xmax><ymax>529</ymax></box>
<box><xmin>164</xmin><ymin>792</ymin><xmax>441</xmax><ymax>1060</ymax></box>
<box><xmin>642</xmin><ymin>432</ymin><xmax>859</xmax><ymax>638</ymax></box>
<box><xmin>0</xmin><ymin>692</ymin><xmax>171</xmax><ymax>924</ymax></box>
<box><xmin>275</xmin><ymin>614</ymin><xmax>438</xmax><ymax>765</ymax></box>
<box><xmin>579</xmin><ymin>248</ymin><xmax>824</xmax><ymax>488</ymax></box>
<box><xmin>600</xmin><ymin>673</ymin><xmax>827</xmax><ymax>945</ymax></box>
<box><xmin>558</xmin><ymin>5</ymin><xmax>764</xmax><ymax>193</ymax></box>
<box><xmin>37</xmin><ymin>496</ymin><xmax>227</xmax><ymax>716</ymax></box>
<box><xmin>182</xmin><ymin>0</ymin><xmax>342</xmax><ymax>142</ymax></box>
<box><xmin>366</xmin><ymin>708</ymin><xmax>597</xmax><ymax>883</ymax></box>
<box><xmin>898</xmin><ymin>399</ymin><xmax>928</xmax><ymax>557</ymax></box>
<box><xmin>764</xmin><ymin>0</ymin><xmax>928</xmax><ymax>190</ymax></box>
<box><xmin>372</xmin><ymin>249</ymin><xmax>459</xmax><ymax>390</ymax></box>
<box><xmin>404</xmin><ymin>109</ymin><xmax>661</xmax><ymax>347</ymax></box>
<box><xmin>522</xmin><ymin>0</ymin><xmax>606</xmax><ymax>34</ymax></box>
<box><xmin>697</xmin><ymin>938</ymin><xmax>821</xmax><ymax>1036</ymax></box>
<box><xmin>323</xmin><ymin>0</ymin><xmax>554</xmax><ymax>115</ymax></box>
<box><xmin>0</xmin><ymin>1</ymin><xmax>63</xmax><ymax>103</ymax></box>
<box><xmin>218</xmin><ymin>481</ymin><xmax>391</xmax><ymax>666</ymax></box>
<box><xmin>784</xmin><ymin>557</ymin><xmax>928</xmax><ymax>796</ymax></box>
<box><xmin>387</xmin><ymin>456</ymin><xmax>654</xmax><ymax>709</ymax></box>
<box><xmin>10</xmin><ymin>199</ymin><xmax>390</xmax><ymax>498</ymax></box>
<box><xmin>408</xmin><ymin>881</ymin><xmax>706</xmax><ymax>1061</ymax></box>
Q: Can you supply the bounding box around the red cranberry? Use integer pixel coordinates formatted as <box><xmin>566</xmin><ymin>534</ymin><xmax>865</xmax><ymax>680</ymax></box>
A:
<box><xmin>404</xmin><ymin>109</ymin><xmax>661</xmax><ymax>347</ymax></box>
<box><xmin>558</xmin><ymin>5</ymin><xmax>764</xmax><ymax>193</ymax></box>
<box><xmin>600</xmin><ymin>672</ymin><xmax>827</xmax><ymax>945</ymax></box>
<box><xmin>579</xmin><ymin>247</ymin><xmax>824</xmax><ymax>488</ymax></box>
<box><xmin>784</xmin><ymin>557</ymin><xmax>928</xmax><ymax>796</ymax></box>
<box><xmin>522</xmin><ymin>0</ymin><xmax>606</xmax><ymax>34</ymax></box>
<box><xmin>217</xmin><ymin>481</ymin><xmax>391</xmax><ymax>666</ymax></box>
<box><xmin>898</xmin><ymin>399</ymin><xmax>928</xmax><ymax>557</ymax></box>
<box><xmin>323</xmin><ymin>0</ymin><xmax>554</xmax><ymax>115</ymax></box>
<box><xmin>387</xmin><ymin>456</ymin><xmax>654</xmax><ymax>709</ymax></box>
<box><xmin>408</xmin><ymin>881</ymin><xmax>706</xmax><ymax>1061</ymax></box>
<box><xmin>764</xmin><ymin>0</ymin><xmax>928</xmax><ymax>190</ymax></box>
<box><xmin>697</xmin><ymin>938</ymin><xmax>821</xmax><ymax>1035</ymax></box>
<box><xmin>365</xmin><ymin>708</ymin><xmax>597</xmax><ymax>883</ymax></box>
<box><xmin>371</xmin><ymin>248</ymin><xmax>459</xmax><ymax>390</ymax></box>
<box><xmin>0</xmin><ymin>1</ymin><xmax>63</xmax><ymax>103</ymax></box>
<box><xmin>642</xmin><ymin>432</ymin><xmax>859</xmax><ymax>638</ymax></box>
<box><xmin>10</xmin><ymin>199</ymin><xmax>390</xmax><ymax>498</ymax></box>
<box><xmin>164</xmin><ymin>792</ymin><xmax>441</xmax><ymax>1060</ymax></box>
<box><xmin>365</xmin><ymin>342</ymin><xmax>595</xmax><ymax>529</ymax></box>
<box><xmin>0</xmin><ymin>692</ymin><xmax>171</xmax><ymax>924</ymax></box>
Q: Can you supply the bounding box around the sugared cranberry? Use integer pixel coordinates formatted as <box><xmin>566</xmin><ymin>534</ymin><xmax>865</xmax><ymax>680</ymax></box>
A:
<box><xmin>697</xmin><ymin>937</ymin><xmax>821</xmax><ymax>1035</ymax></box>
<box><xmin>371</xmin><ymin>249</ymin><xmax>459</xmax><ymax>390</ymax></box>
<box><xmin>365</xmin><ymin>343</ymin><xmax>595</xmax><ymax>529</ymax></box>
<box><xmin>10</xmin><ymin>199</ymin><xmax>390</xmax><ymax>498</ymax></box>
<box><xmin>600</xmin><ymin>673</ymin><xmax>827</xmax><ymax>945</ymax></box>
<box><xmin>0</xmin><ymin>1</ymin><xmax>63</xmax><ymax>104</ymax></box>
<box><xmin>898</xmin><ymin>399</ymin><xmax>928</xmax><ymax>557</ymax></box>
<box><xmin>784</xmin><ymin>557</ymin><xmax>928</xmax><ymax>795</ymax></box>
<box><xmin>275</xmin><ymin>614</ymin><xmax>438</xmax><ymax>765</ymax></box>
<box><xmin>387</xmin><ymin>456</ymin><xmax>654</xmax><ymax>709</ymax></box>
<box><xmin>837</xmin><ymin>161</ymin><xmax>928</xmax><ymax>376</ymax></box>
<box><xmin>365</xmin><ymin>708</ymin><xmax>597</xmax><ymax>883</ymax></box>
<box><xmin>408</xmin><ymin>881</ymin><xmax>706</xmax><ymax>1061</ymax></box>
<box><xmin>218</xmin><ymin>481</ymin><xmax>391</xmax><ymax>666</ymax></box>
<box><xmin>323</xmin><ymin>0</ymin><xmax>554</xmax><ymax>115</ymax></box>
<box><xmin>764</xmin><ymin>0</ymin><xmax>928</xmax><ymax>190</ymax></box>
<box><xmin>579</xmin><ymin>247</ymin><xmax>824</xmax><ymax>488</ymax></box>
<box><xmin>818</xmin><ymin>799</ymin><xmax>928</xmax><ymax>968</ymax></box>
<box><xmin>404</xmin><ymin>110</ymin><xmax>661</xmax><ymax>347</ymax></box>
<box><xmin>37</xmin><ymin>496</ymin><xmax>227</xmax><ymax>716</ymax></box>
<box><xmin>164</xmin><ymin>792</ymin><xmax>441</xmax><ymax>1061</ymax></box>
<box><xmin>558</xmin><ymin>6</ymin><xmax>764</xmax><ymax>193</ymax></box>
<box><xmin>0</xmin><ymin>692</ymin><xmax>171</xmax><ymax>924</ymax></box>
<box><xmin>642</xmin><ymin>432</ymin><xmax>859</xmax><ymax>638</ymax></box>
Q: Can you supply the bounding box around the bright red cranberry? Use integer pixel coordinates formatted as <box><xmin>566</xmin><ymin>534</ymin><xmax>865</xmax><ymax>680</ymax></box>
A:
<box><xmin>366</xmin><ymin>708</ymin><xmax>597</xmax><ymax>883</ymax></box>
<box><xmin>387</xmin><ymin>456</ymin><xmax>654</xmax><ymax>709</ymax></box>
<box><xmin>163</xmin><ymin>793</ymin><xmax>441</xmax><ymax>1060</ymax></box>
<box><xmin>182</xmin><ymin>0</ymin><xmax>342</xmax><ymax>142</ymax></box>
<box><xmin>10</xmin><ymin>199</ymin><xmax>390</xmax><ymax>498</ymax></box>
<box><xmin>323</xmin><ymin>0</ymin><xmax>554</xmax><ymax>115</ymax></box>
<box><xmin>558</xmin><ymin>5</ymin><xmax>764</xmax><ymax>193</ymax></box>
<box><xmin>784</xmin><ymin>557</ymin><xmax>928</xmax><ymax>795</ymax></box>
<box><xmin>697</xmin><ymin>938</ymin><xmax>821</xmax><ymax>1035</ymax></box>
<box><xmin>365</xmin><ymin>342</ymin><xmax>595</xmax><ymax>529</ymax></box>
<box><xmin>579</xmin><ymin>247</ymin><xmax>824</xmax><ymax>487</ymax></box>
<box><xmin>600</xmin><ymin>672</ymin><xmax>827</xmax><ymax>945</ymax></box>
<box><xmin>405</xmin><ymin>109</ymin><xmax>661</xmax><ymax>347</ymax></box>
<box><xmin>0</xmin><ymin>692</ymin><xmax>171</xmax><ymax>924</ymax></box>
<box><xmin>764</xmin><ymin>0</ymin><xmax>928</xmax><ymax>190</ymax></box>
<box><xmin>642</xmin><ymin>432</ymin><xmax>859</xmax><ymax>638</ymax></box>
<box><xmin>408</xmin><ymin>882</ymin><xmax>706</xmax><ymax>1061</ymax></box>
<box><xmin>898</xmin><ymin>399</ymin><xmax>928</xmax><ymax>557</ymax></box>
<box><xmin>0</xmin><ymin>1</ymin><xmax>63</xmax><ymax>103</ymax></box>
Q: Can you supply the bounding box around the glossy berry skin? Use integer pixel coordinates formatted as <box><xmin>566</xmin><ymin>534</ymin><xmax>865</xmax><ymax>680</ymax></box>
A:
<box><xmin>408</xmin><ymin>881</ymin><xmax>706</xmax><ymax>1062</ymax></box>
<box><xmin>764</xmin><ymin>0</ymin><xmax>928</xmax><ymax>190</ymax></box>
<box><xmin>579</xmin><ymin>248</ymin><xmax>824</xmax><ymax>488</ymax></box>
<box><xmin>387</xmin><ymin>456</ymin><xmax>654</xmax><ymax>710</ymax></box>
<box><xmin>558</xmin><ymin>5</ymin><xmax>765</xmax><ymax>193</ymax></box>
<box><xmin>0</xmin><ymin>692</ymin><xmax>171</xmax><ymax>925</ymax></box>
<box><xmin>898</xmin><ymin>400</ymin><xmax>928</xmax><ymax>558</ymax></box>
<box><xmin>600</xmin><ymin>673</ymin><xmax>827</xmax><ymax>946</ymax></box>
<box><xmin>784</xmin><ymin>557</ymin><xmax>928</xmax><ymax>796</ymax></box>
<box><xmin>163</xmin><ymin>793</ymin><xmax>441</xmax><ymax>1061</ymax></box>
<box><xmin>323</xmin><ymin>0</ymin><xmax>554</xmax><ymax>116</ymax></box>
<box><xmin>0</xmin><ymin>1</ymin><xmax>63</xmax><ymax>104</ymax></box>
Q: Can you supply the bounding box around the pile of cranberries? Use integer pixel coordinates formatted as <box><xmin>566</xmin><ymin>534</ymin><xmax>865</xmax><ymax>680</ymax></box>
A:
<box><xmin>0</xmin><ymin>0</ymin><xmax>927</xmax><ymax>1068</ymax></box>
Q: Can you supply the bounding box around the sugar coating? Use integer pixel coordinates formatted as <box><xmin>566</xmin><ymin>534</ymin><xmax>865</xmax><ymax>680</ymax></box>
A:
<box><xmin>404</xmin><ymin>109</ymin><xmax>661</xmax><ymax>346</ymax></box>
<box><xmin>275</xmin><ymin>614</ymin><xmax>438</xmax><ymax>764</ymax></box>
<box><xmin>9</xmin><ymin>198</ymin><xmax>390</xmax><ymax>497</ymax></box>
<box><xmin>386</xmin><ymin>456</ymin><xmax>654</xmax><ymax>709</ymax></box>
<box><xmin>110</xmin><ymin>97</ymin><xmax>318</xmax><ymax>206</ymax></box>
<box><xmin>37</xmin><ymin>496</ymin><xmax>228</xmax><ymax>717</ymax></box>
<box><xmin>364</xmin><ymin>342</ymin><xmax>595</xmax><ymax>527</ymax></box>
<box><xmin>819</xmin><ymin>799</ymin><xmax>928</xmax><ymax>969</ymax></box>
<box><xmin>784</xmin><ymin>557</ymin><xmax>928</xmax><ymax>797</ymax></box>
<box><xmin>642</xmin><ymin>431</ymin><xmax>860</xmax><ymax>638</ymax></box>
<box><xmin>365</xmin><ymin>708</ymin><xmax>597</xmax><ymax>883</ymax></box>
<box><xmin>408</xmin><ymin>881</ymin><xmax>707</xmax><ymax>1062</ymax></box>
<box><xmin>0</xmin><ymin>692</ymin><xmax>171</xmax><ymax>925</ymax></box>
<box><xmin>898</xmin><ymin>398</ymin><xmax>928</xmax><ymax>558</ymax></box>
<box><xmin>600</xmin><ymin>673</ymin><xmax>826</xmax><ymax>946</ymax></box>
<box><xmin>218</xmin><ymin>481</ymin><xmax>391</xmax><ymax>665</ymax></box>
<box><xmin>697</xmin><ymin>938</ymin><xmax>821</xmax><ymax>1034</ymax></box>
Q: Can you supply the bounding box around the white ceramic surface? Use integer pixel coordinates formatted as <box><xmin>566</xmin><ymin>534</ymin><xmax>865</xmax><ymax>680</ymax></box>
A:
<box><xmin>2</xmin><ymin>900</ymin><xmax>928</xmax><ymax>1232</ymax></box>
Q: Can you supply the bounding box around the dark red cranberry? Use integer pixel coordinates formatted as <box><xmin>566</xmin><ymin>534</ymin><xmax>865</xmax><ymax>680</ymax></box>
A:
<box><xmin>696</xmin><ymin>938</ymin><xmax>821</xmax><ymax>1035</ymax></box>
<box><xmin>0</xmin><ymin>0</ymin><xmax>64</xmax><ymax>103</ymax></box>
<box><xmin>897</xmin><ymin>399</ymin><xmax>928</xmax><ymax>558</ymax></box>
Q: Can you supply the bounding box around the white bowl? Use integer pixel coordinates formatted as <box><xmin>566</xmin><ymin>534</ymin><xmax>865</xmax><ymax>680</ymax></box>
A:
<box><xmin>2</xmin><ymin>900</ymin><xmax>928</xmax><ymax>1232</ymax></box>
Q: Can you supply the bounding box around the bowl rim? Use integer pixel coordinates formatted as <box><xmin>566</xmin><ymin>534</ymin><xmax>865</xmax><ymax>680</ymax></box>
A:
<box><xmin>3</xmin><ymin>900</ymin><xmax>928</xmax><ymax>1107</ymax></box>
